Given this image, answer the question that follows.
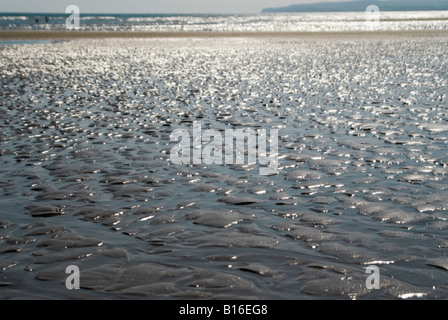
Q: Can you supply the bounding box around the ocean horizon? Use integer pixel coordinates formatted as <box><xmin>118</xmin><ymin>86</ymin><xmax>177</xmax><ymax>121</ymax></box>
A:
<box><xmin>1</xmin><ymin>11</ymin><xmax>448</xmax><ymax>32</ymax></box>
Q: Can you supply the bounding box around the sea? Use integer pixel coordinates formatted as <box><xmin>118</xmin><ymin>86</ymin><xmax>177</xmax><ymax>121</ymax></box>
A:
<box><xmin>0</xmin><ymin>11</ymin><xmax>448</xmax><ymax>32</ymax></box>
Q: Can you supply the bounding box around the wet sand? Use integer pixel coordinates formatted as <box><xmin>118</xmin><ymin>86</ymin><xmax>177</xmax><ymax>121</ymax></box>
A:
<box><xmin>1</xmin><ymin>35</ymin><xmax>448</xmax><ymax>300</ymax></box>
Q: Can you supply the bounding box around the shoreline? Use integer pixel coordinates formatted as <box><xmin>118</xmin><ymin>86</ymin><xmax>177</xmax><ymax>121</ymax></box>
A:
<box><xmin>1</xmin><ymin>30</ymin><xmax>448</xmax><ymax>41</ymax></box>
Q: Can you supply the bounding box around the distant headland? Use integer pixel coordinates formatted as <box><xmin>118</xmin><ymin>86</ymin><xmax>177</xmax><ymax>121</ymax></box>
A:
<box><xmin>262</xmin><ymin>0</ymin><xmax>448</xmax><ymax>13</ymax></box>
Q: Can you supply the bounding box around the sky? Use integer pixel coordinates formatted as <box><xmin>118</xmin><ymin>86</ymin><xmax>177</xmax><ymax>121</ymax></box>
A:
<box><xmin>1</xmin><ymin>0</ymin><xmax>446</xmax><ymax>14</ymax></box>
<box><xmin>0</xmin><ymin>0</ymin><xmax>355</xmax><ymax>14</ymax></box>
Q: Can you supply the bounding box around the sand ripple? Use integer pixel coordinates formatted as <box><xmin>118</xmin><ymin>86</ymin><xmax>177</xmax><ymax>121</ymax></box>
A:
<box><xmin>0</xmin><ymin>37</ymin><xmax>447</xmax><ymax>299</ymax></box>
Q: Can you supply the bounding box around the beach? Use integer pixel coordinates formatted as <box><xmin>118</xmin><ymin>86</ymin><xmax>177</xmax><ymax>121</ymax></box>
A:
<box><xmin>1</xmin><ymin>30</ymin><xmax>448</xmax><ymax>300</ymax></box>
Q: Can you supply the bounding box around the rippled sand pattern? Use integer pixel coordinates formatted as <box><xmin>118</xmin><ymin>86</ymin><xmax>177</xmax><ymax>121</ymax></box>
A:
<box><xmin>0</xmin><ymin>37</ymin><xmax>447</xmax><ymax>299</ymax></box>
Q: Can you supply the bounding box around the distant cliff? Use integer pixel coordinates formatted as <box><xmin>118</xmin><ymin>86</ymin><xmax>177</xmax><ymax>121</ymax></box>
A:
<box><xmin>262</xmin><ymin>0</ymin><xmax>448</xmax><ymax>13</ymax></box>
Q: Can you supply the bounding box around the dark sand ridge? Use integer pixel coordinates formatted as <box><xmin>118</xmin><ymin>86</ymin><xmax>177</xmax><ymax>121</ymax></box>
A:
<box><xmin>1</xmin><ymin>30</ymin><xmax>448</xmax><ymax>41</ymax></box>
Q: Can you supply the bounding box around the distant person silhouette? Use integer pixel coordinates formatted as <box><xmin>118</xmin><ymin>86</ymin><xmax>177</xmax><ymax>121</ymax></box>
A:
<box><xmin>45</xmin><ymin>16</ymin><xmax>49</xmax><ymax>23</ymax></box>
<box><xmin>35</xmin><ymin>18</ymin><xmax>39</xmax><ymax>24</ymax></box>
